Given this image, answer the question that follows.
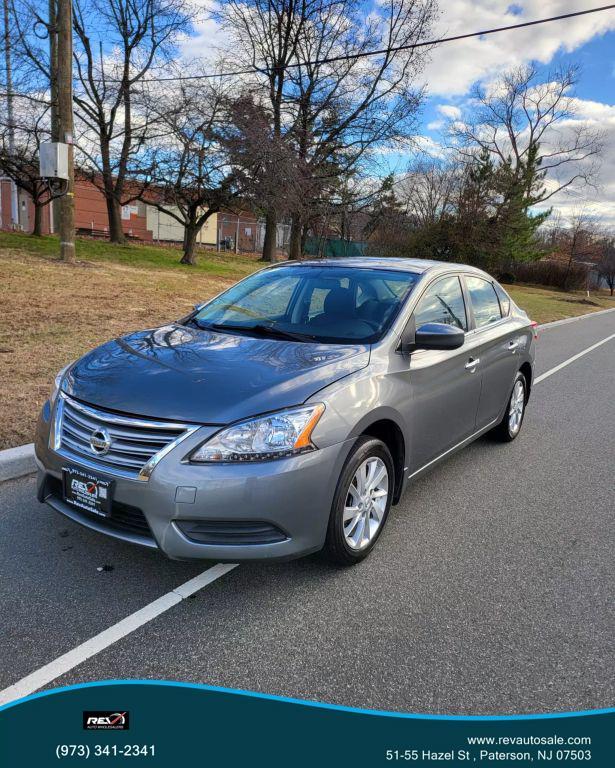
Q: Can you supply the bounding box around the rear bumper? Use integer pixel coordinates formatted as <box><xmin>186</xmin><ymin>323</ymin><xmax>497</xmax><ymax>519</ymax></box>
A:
<box><xmin>35</xmin><ymin>403</ymin><xmax>353</xmax><ymax>561</ymax></box>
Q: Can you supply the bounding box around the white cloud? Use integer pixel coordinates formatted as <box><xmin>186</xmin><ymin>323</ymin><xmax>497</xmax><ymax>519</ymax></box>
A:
<box><xmin>176</xmin><ymin>1</ymin><xmax>615</xmax><ymax>225</ymax></box>
<box><xmin>412</xmin><ymin>135</ymin><xmax>449</xmax><ymax>158</ymax></box>
<box><xmin>437</xmin><ymin>104</ymin><xmax>462</xmax><ymax>120</ymax></box>
<box><xmin>534</xmin><ymin>97</ymin><xmax>615</xmax><ymax>225</ymax></box>
<box><xmin>179</xmin><ymin>1</ymin><xmax>226</xmax><ymax>64</ymax></box>
<box><xmin>423</xmin><ymin>1</ymin><xmax>615</xmax><ymax>97</ymax></box>
<box><xmin>428</xmin><ymin>104</ymin><xmax>462</xmax><ymax>130</ymax></box>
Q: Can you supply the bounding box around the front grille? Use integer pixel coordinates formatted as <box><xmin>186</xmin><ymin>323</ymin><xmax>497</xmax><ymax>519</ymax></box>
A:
<box><xmin>54</xmin><ymin>395</ymin><xmax>195</xmax><ymax>480</ymax></box>
<box><xmin>176</xmin><ymin>519</ymin><xmax>288</xmax><ymax>545</ymax></box>
<box><xmin>45</xmin><ymin>475</ymin><xmax>153</xmax><ymax>541</ymax></box>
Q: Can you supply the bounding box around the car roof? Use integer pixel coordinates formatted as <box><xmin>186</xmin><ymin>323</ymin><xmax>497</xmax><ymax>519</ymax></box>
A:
<box><xmin>267</xmin><ymin>257</ymin><xmax>490</xmax><ymax>277</ymax></box>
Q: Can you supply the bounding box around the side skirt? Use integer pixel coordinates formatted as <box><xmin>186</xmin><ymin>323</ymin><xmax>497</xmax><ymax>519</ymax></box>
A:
<box><xmin>405</xmin><ymin>418</ymin><xmax>499</xmax><ymax>485</ymax></box>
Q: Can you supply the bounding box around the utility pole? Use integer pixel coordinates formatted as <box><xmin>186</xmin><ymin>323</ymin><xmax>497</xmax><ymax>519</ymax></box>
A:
<box><xmin>3</xmin><ymin>0</ymin><xmax>18</xmax><ymax>229</ymax></box>
<box><xmin>48</xmin><ymin>0</ymin><xmax>60</xmax><ymax>233</ymax></box>
<box><xmin>57</xmin><ymin>0</ymin><xmax>75</xmax><ymax>261</ymax></box>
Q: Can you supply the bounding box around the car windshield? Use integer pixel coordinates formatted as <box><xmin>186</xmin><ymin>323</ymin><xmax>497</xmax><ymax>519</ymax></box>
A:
<box><xmin>190</xmin><ymin>265</ymin><xmax>420</xmax><ymax>344</ymax></box>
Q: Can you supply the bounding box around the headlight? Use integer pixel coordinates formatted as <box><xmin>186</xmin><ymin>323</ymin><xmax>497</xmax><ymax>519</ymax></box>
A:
<box><xmin>50</xmin><ymin>362</ymin><xmax>74</xmax><ymax>405</ymax></box>
<box><xmin>189</xmin><ymin>404</ymin><xmax>325</xmax><ymax>463</ymax></box>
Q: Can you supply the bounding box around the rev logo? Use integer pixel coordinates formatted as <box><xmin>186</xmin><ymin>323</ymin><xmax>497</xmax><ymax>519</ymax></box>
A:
<box><xmin>83</xmin><ymin>711</ymin><xmax>129</xmax><ymax>730</ymax></box>
<box><xmin>71</xmin><ymin>479</ymin><xmax>97</xmax><ymax>496</ymax></box>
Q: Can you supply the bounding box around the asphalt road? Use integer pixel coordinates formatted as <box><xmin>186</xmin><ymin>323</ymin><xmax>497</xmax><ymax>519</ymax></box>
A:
<box><xmin>1</xmin><ymin>310</ymin><xmax>614</xmax><ymax>715</ymax></box>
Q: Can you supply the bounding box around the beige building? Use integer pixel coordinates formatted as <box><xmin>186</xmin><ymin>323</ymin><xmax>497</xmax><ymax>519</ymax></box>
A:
<box><xmin>146</xmin><ymin>205</ymin><xmax>218</xmax><ymax>246</ymax></box>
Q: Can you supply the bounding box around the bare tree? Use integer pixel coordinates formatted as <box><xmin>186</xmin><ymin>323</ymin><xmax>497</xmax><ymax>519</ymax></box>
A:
<box><xmin>283</xmin><ymin>0</ymin><xmax>436</xmax><ymax>259</ymax></box>
<box><xmin>596</xmin><ymin>237</ymin><xmax>615</xmax><ymax>296</ymax></box>
<box><xmin>137</xmin><ymin>73</ymin><xmax>238</xmax><ymax>265</ymax></box>
<box><xmin>557</xmin><ymin>209</ymin><xmax>600</xmax><ymax>290</ymax></box>
<box><xmin>225</xmin><ymin>94</ymin><xmax>305</xmax><ymax>254</ymax></box>
<box><xmin>0</xmin><ymin>96</ymin><xmax>57</xmax><ymax>235</ymax></box>
<box><xmin>71</xmin><ymin>0</ymin><xmax>194</xmax><ymax>243</ymax></box>
<box><xmin>216</xmin><ymin>0</ymin><xmax>436</xmax><ymax>261</ymax></box>
<box><xmin>397</xmin><ymin>158</ymin><xmax>461</xmax><ymax>226</ymax></box>
<box><xmin>214</xmin><ymin>0</ymin><xmax>318</xmax><ymax>261</ymax></box>
<box><xmin>0</xmin><ymin>0</ymin><xmax>53</xmax><ymax>231</ymax></box>
<box><xmin>450</xmin><ymin>64</ymin><xmax>603</xmax><ymax>205</ymax></box>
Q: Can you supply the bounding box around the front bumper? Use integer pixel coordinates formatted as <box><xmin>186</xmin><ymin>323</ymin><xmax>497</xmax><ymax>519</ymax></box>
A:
<box><xmin>35</xmin><ymin>402</ymin><xmax>353</xmax><ymax>561</ymax></box>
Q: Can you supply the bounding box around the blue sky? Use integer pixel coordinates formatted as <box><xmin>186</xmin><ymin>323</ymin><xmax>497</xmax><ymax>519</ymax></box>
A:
<box><xmin>384</xmin><ymin>3</ymin><xmax>615</xmax><ymax>224</ymax></box>
<box><xmin>188</xmin><ymin>1</ymin><xmax>615</xmax><ymax>223</ymax></box>
<box><xmin>550</xmin><ymin>29</ymin><xmax>615</xmax><ymax>104</ymax></box>
<box><xmin>418</xmin><ymin>26</ymin><xmax>615</xmax><ymax>151</ymax></box>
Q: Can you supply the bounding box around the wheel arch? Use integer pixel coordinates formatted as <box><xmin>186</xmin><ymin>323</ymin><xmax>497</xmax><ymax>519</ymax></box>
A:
<box><xmin>519</xmin><ymin>361</ymin><xmax>533</xmax><ymax>401</ymax></box>
<box><xmin>359</xmin><ymin>418</ymin><xmax>406</xmax><ymax>505</ymax></box>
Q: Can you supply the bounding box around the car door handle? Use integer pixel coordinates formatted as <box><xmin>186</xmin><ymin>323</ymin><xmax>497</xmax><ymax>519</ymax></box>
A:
<box><xmin>465</xmin><ymin>357</ymin><xmax>480</xmax><ymax>371</ymax></box>
<box><xmin>507</xmin><ymin>341</ymin><xmax>519</xmax><ymax>352</ymax></box>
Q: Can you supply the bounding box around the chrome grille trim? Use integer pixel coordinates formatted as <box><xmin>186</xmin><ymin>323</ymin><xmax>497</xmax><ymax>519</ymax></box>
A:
<box><xmin>50</xmin><ymin>393</ymin><xmax>199</xmax><ymax>481</ymax></box>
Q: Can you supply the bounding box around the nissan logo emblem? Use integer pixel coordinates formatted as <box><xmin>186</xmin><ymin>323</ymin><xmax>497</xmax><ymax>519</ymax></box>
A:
<box><xmin>89</xmin><ymin>427</ymin><xmax>112</xmax><ymax>456</ymax></box>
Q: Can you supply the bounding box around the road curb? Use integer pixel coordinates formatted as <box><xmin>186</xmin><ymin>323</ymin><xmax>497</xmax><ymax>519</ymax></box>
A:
<box><xmin>537</xmin><ymin>306</ymin><xmax>615</xmax><ymax>330</ymax></box>
<box><xmin>0</xmin><ymin>443</ymin><xmax>36</xmax><ymax>483</ymax></box>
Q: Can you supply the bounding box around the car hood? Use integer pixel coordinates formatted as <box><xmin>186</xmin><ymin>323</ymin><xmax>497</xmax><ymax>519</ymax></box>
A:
<box><xmin>62</xmin><ymin>324</ymin><xmax>370</xmax><ymax>424</ymax></box>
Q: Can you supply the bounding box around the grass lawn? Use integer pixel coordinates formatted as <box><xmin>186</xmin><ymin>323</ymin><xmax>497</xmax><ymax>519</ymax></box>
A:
<box><xmin>0</xmin><ymin>232</ymin><xmax>613</xmax><ymax>449</ymax></box>
<box><xmin>0</xmin><ymin>234</ymin><xmax>262</xmax><ymax>449</ymax></box>
<box><xmin>0</xmin><ymin>231</ymin><xmax>259</xmax><ymax>279</ymax></box>
<box><xmin>506</xmin><ymin>283</ymin><xmax>614</xmax><ymax>325</ymax></box>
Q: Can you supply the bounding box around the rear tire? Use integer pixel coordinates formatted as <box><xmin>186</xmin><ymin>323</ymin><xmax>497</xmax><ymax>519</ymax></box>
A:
<box><xmin>323</xmin><ymin>437</ymin><xmax>394</xmax><ymax>566</ymax></box>
<box><xmin>490</xmin><ymin>371</ymin><xmax>527</xmax><ymax>442</ymax></box>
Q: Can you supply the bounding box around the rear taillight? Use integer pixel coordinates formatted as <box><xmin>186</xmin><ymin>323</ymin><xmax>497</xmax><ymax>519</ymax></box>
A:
<box><xmin>530</xmin><ymin>321</ymin><xmax>539</xmax><ymax>340</ymax></box>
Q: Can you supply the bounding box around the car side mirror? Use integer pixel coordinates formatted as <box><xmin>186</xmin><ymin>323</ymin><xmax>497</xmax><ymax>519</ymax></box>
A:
<box><xmin>414</xmin><ymin>322</ymin><xmax>465</xmax><ymax>351</ymax></box>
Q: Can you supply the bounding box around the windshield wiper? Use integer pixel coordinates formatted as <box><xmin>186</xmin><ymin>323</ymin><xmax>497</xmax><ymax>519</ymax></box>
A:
<box><xmin>185</xmin><ymin>316</ymin><xmax>211</xmax><ymax>330</ymax></box>
<box><xmin>209</xmin><ymin>322</ymin><xmax>316</xmax><ymax>343</ymax></box>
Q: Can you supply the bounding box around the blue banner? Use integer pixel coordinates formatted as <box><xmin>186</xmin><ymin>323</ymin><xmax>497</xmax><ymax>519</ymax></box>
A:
<box><xmin>0</xmin><ymin>681</ymin><xmax>612</xmax><ymax>766</ymax></box>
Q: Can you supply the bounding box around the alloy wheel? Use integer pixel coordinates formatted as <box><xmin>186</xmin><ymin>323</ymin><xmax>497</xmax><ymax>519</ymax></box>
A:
<box><xmin>343</xmin><ymin>457</ymin><xmax>389</xmax><ymax>550</ymax></box>
<box><xmin>508</xmin><ymin>379</ymin><xmax>525</xmax><ymax>436</ymax></box>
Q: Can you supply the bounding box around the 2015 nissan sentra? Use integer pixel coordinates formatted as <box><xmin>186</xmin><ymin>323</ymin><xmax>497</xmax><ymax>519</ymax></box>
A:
<box><xmin>35</xmin><ymin>258</ymin><xmax>535</xmax><ymax>565</ymax></box>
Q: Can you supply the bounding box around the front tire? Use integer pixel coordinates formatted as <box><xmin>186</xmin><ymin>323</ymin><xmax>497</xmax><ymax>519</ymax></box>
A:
<box><xmin>490</xmin><ymin>371</ymin><xmax>527</xmax><ymax>442</ymax></box>
<box><xmin>323</xmin><ymin>437</ymin><xmax>394</xmax><ymax>566</ymax></box>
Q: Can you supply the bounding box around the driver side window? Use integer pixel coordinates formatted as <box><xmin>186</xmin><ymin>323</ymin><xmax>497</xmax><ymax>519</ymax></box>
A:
<box><xmin>413</xmin><ymin>276</ymin><xmax>468</xmax><ymax>331</ymax></box>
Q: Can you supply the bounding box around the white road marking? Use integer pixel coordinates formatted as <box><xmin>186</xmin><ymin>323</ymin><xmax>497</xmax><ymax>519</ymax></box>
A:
<box><xmin>2</xmin><ymin>327</ymin><xmax>614</xmax><ymax>708</ymax></box>
<box><xmin>0</xmin><ymin>563</ymin><xmax>238</xmax><ymax>706</ymax></box>
<box><xmin>534</xmin><ymin>333</ymin><xmax>615</xmax><ymax>385</ymax></box>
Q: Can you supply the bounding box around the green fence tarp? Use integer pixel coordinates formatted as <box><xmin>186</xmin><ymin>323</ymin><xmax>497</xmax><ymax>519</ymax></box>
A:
<box><xmin>303</xmin><ymin>237</ymin><xmax>368</xmax><ymax>258</ymax></box>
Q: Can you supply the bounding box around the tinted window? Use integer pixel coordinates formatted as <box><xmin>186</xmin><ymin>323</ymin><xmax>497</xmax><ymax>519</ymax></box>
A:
<box><xmin>494</xmin><ymin>282</ymin><xmax>511</xmax><ymax>316</ymax></box>
<box><xmin>466</xmin><ymin>276</ymin><xmax>502</xmax><ymax>328</ymax></box>
<box><xmin>192</xmin><ymin>266</ymin><xmax>420</xmax><ymax>344</ymax></box>
<box><xmin>413</xmin><ymin>276</ymin><xmax>467</xmax><ymax>331</ymax></box>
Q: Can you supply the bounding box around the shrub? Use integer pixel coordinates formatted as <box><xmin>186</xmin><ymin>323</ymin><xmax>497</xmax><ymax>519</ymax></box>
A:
<box><xmin>502</xmin><ymin>259</ymin><xmax>588</xmax><ymax>290</ymax></box>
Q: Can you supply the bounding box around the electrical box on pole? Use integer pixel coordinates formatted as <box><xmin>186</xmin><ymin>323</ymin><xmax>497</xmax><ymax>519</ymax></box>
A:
<box><xmin>39</xmin><ymin>142</ymin><xmax>70</xmax><ymax>180</ymax></box>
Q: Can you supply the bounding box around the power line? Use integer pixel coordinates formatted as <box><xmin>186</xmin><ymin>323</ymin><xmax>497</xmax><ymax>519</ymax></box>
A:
<box><xmin>4</xmin><ymin>2</ymin><xmax>614</xmax><ymax>96</ymax></box>
<box><xmin>110</xmin><ymin>3</ymin><xmax>615</xmax><ymax>83</ymax></box>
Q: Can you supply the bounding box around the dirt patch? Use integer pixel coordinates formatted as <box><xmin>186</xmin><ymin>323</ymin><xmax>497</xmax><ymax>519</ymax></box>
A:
<box><xmin>557</xmin><ymin>297</ymin><xmax>601</xmax><ymax>307</ymax></box>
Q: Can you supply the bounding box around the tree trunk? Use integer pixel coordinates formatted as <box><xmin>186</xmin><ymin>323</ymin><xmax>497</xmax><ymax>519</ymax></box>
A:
<box><xmin>107</xmin><ymin>196</ymin><xmax>125</xmax><ymax>244</ymax></box>
<box><xmin>32</xmin><ymin>201</ymin><xmax>43</xmax><ymax>236</ymax></box>
<box><xmin>261</xmin><ymin>208</ymin><xmax>277</xmax><ymax>262</ymax></box>
<box><xmin>301</xmin><ymin>224</ymin><xmax>308</xmax><ymax>254</ymax></box>
<box><xmin>288</xmin><ymin>212</ymin><xmax>303</xmax><ymax>260</ymax></box>
<box><xmin>181</xmin><ymin>223</ymin><xmax>199</xmax><ymax>265</ymax></box>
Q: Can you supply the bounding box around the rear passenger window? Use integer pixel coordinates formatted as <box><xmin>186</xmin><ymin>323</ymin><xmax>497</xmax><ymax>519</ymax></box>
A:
<box><xmin>465</xmin><ymin>276</ymin><xmax>502</xmax><ymax>328</ymax></box>
<box><xmin>494</xmin><ymin>282</ymin><xmax>511</xmax><ymax>316</ymax></box>
<box><xmin>413</xmin><ymin>276</ymin><xmax>467</xmax><ymax>331</ymax></box>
